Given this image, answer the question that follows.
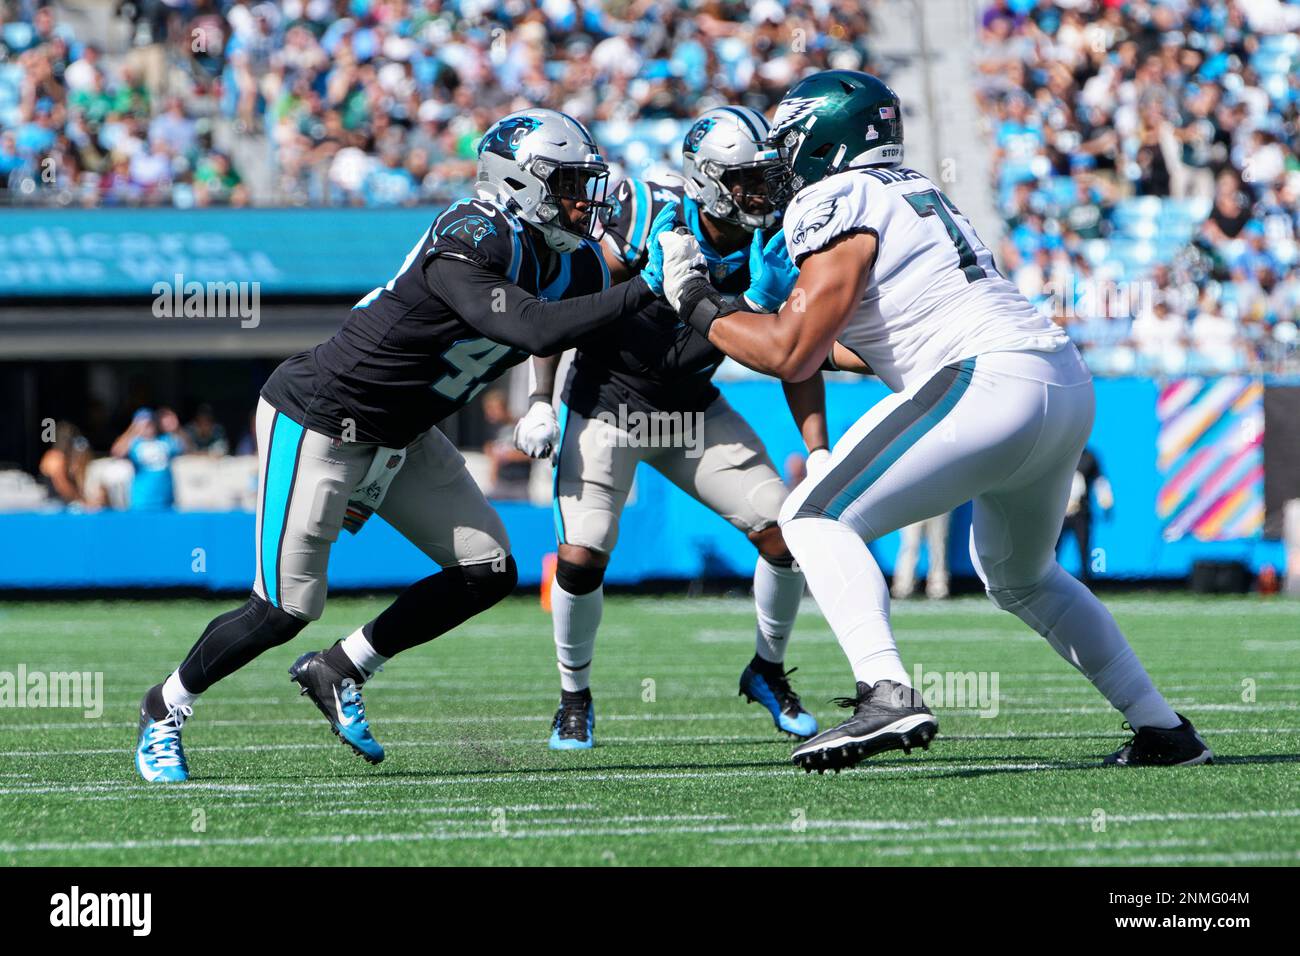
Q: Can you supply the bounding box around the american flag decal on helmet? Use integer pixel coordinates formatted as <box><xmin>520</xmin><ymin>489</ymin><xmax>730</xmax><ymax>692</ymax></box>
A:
<box><xmin>879</xmin><ymin>106</ymin><xmax>897</xmax><ymax>119</ymax></box>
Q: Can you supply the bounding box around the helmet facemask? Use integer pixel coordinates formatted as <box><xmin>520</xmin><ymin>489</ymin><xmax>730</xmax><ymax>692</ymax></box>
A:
<box><xmin>681</xmin><ymin>106</ymin><xmax>779</xmax><ymax>231</ymax></box>
<box><xmin>532</xmin><ymin>159</ymin><xmax>611</xmax><ymax>240</ymax></box>
<box><xmin>475</xmin><ymin>109</ymin><xmax>612</xmax><ymax>254</ymax></box>
<box><xmin>701</xmin><ymin>156</ymin><xmax>781</xmax><ymax>229</ymax></box>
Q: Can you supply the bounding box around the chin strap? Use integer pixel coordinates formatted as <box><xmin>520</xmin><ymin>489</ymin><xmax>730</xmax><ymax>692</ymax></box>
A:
<box><xmin>537</xmin><ymin>221</ymin><xmax>584</xmax><ymax>254</ymax></box>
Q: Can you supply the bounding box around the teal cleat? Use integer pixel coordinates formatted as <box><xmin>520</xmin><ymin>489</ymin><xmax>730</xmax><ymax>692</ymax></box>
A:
<box><xmin>548</xmin><ymin>690</ymin><xmax>595</xmax><ymax>750</ymax></box>
<box><xmin>289</xmin><ymin>651</ymin><xmax>385</xmax><ymax>764</ymax></box>
<box><xmin>135</xmin><ymin>688</ymin><xmax>192</xmax><ymax>783</ymax></box>
<box><xmin>739</xmin><ymin>657</ymin><xmax>818</xmax><ymax>739</ymax></box>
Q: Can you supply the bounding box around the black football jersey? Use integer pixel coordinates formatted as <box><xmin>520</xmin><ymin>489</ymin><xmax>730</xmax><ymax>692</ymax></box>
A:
<box><xmin>567</xmin><ymin>179</ymin><xmax>754</xmax><ymax>417</ymax></box>
<box><xmin>261</xmin><ymin>197</ymin><xmax>610</xmax><ymax>446</ymax></box>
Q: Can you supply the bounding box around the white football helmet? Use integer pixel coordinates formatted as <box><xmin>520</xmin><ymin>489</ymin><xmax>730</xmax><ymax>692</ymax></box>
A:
<box><xmin>475</xmin><ymin>108</ymin><xmax>610</xmax><ymax>254</ymax></box>
<box><xmin>681</xmin><ymin>106</ymin><xmax>781</xmax><ymax>230</ymax></box>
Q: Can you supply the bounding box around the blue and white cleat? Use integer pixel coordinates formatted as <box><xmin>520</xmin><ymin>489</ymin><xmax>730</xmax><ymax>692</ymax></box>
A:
<box><xmin>289</xmin><ymin>651</ymin><xmax>385</xmax><ymax>764</ymax></box>
<box><xmin>739</xmin><ymin>657</ymin><xmax>818</xmax><ymax>739</ymax></box>
<box><xmin>135</xmin><ymin>687</ymin><xmax>192</xmax><ymax>783</ymax></box>
<box><xmin>548</xmin><ymin>690</ymin><xmax>595</xmax><ymax>750</ymax></box>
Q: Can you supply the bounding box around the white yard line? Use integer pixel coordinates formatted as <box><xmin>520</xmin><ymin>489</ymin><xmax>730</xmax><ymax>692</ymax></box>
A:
<box><xmin>2</xmin><ymin>724</ymin><xmax>1295</xmax><ymax>760</ymax></box>
<box><xmin>4</xmin><ymin>812</ymin><xmax>1297</xmax><ymax>856</ymax></box>
<box><xmin>0</xmin><ymin>761</ymin><xmax>1079</xmax><ymax>798</ymax></box>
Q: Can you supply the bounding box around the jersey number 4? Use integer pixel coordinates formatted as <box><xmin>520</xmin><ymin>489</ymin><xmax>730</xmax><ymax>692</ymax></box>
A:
<box><xmin>905</xmin><ymin>189</ymin><xmax>989</xmax><ymax>284</ymax></box>
<box><xmin>433</xmin><ymin>338</ymin><xmax>513</xmax><ymax>402</ymax></box>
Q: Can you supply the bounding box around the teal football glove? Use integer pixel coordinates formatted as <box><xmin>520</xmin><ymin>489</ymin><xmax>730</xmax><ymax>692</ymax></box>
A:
<box><xmin>640</xmin><ymin>201</ymin><xmax>681</xmax><ymax>296</ymax></box>
<box><xmin>743</xmin><ymin>228</ymin><xmax>799</xmax><ymax>312</ymax></box>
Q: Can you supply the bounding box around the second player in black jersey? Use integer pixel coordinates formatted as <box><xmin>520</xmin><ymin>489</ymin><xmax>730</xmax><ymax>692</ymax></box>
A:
<box><xmin>513</xmin><ymin>107</ymin><xmax>834</xmax><ymax>751</ymax></box>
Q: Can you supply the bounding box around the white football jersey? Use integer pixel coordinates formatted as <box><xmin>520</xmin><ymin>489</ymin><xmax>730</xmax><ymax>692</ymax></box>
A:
<box><xmin>783</xmin><ymin>167</ymin><xmax>1069</xmax><ymax>392</ymax></box>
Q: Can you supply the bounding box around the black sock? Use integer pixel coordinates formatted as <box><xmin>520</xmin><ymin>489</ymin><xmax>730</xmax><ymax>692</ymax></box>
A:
<box><xmin>561</xmin><ymin>687</ymin><xmax>592</xmax><ymax>704</ymax></box>
<box><xmin>367</xmin><ymin>558</ymin><xmax>518</xmax><ymax>658</ymax></box>
<box><xmin>749</xmin><ymin>653</ymin><xmax>784</xmax><ymax>676</ymax></box>
<box><xmin>322</xmin><ymin>641</ymin><xmax>366</xmax><ymax>683</ymax></box>
<box><xmin>143</xmin><ymin>683</ymin><xmax>168</xmax><ymax>721</ymax></box>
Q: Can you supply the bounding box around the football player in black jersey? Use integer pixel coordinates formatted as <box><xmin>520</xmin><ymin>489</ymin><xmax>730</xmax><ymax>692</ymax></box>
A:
<box><xmin>512</xmin><ymin>107</ymin><xmax>831</xmax><ymax>750</ymax></box>
<box><xmin>134</xmin><ymin>109</ymin><xmax>671</xmax><ymax>782</ymax></box>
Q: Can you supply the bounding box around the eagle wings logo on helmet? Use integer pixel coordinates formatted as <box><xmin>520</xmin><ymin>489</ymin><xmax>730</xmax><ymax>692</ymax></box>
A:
<box><xmin>791</xmin><ymin>197</ymin><xmax>839</xmax><ymax>245</ymax></box>
<box><xmin>770</xmin><ymin>95</ymin><xmax>827</xmax><ymax>136</ymax></box>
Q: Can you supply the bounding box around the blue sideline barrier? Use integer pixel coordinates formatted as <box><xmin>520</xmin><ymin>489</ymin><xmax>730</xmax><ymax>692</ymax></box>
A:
<box><xmin>0</xmin><ymin>378</ymin><xmax>1285</xmax><ymax>590</ymax></box>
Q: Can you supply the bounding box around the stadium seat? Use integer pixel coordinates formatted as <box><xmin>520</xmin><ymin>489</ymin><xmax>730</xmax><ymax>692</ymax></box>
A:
<box><xmin>0</xmin><ymin>470</ymin><xmax>49</xmax><ymax>512</ymax></box>
<box><xmin>85</xmin><ymin>457</ymin><xmax>134</xmax><ymax>511</ymax></box>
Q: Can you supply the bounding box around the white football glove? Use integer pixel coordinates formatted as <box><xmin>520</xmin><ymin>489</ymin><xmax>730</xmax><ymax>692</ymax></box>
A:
<box><xmin>806</xmin><ymin>448</ymin><xmax>832</xmax><ymax>482</ymax></box>
<box><xmin>658</xmin><ymin>229</ymin><xmax>708</xmax><ymax>313</ymax></box>
<box><xmin>513</xmin><ymin>401</ymin><xmax>559</xmax><ymax>459</ymax></box>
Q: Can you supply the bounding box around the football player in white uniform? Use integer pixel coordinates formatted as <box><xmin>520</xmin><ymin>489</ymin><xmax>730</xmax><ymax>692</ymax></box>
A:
<box><xmin>655</xmin><ymin>71</ymin><xmax>1212</xmax><ymax>772</ymax></box>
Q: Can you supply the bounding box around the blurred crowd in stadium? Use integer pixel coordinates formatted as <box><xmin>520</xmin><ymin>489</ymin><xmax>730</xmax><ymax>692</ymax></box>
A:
<box><xmin>1</xmin><ymin>0</ymin><xmax>868</xmax><ymax>206</ymax></box>
<box><xmin>976</xmin><ymin>0</ymin><xmax>1300</xmax><ymax>375</ymax></box>
<box><xmin>1</xmin><ymin>0</ymin><xmax>1298</xmax><ymax>511</ymax></box>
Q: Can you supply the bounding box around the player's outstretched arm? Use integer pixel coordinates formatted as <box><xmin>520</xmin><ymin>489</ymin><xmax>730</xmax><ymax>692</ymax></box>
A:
<box><xmin>425</xmin><ymin>256</ymin><xmax>656</xmax><ymax>357</ymax></box>
<box><xmin>781</xmin><ymin>372</ymin><xmax>829</xmax><ymax>455</ymax></box>
<box><xmin>662</xmin><ymin>231</ymin><xmax>877</xmax><ymax>383</ymax></box>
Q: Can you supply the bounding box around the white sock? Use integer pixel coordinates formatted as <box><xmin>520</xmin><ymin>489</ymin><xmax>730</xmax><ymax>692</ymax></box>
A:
<box><xmin>162</xmin><ymin>670</ymin><xmax>198</xmax><ymax>710</ymax></box>
<box><xmin>990</xmin><ymin>564</ymin><xmax>1180</xmax><ymax>730</ymax></box>
<box><xmin>782</xmin><ymin>515</ymin><xmax>911</xmax><ymax>687</ymax></box>
<box><xmin>341</xmin><ymin>626</ymin><xmax>388</xmax><ymax>681</ymax></box>
<box><xmin>753</xmin><ymin>556</ymin><xmax>804</xmax><ymax>664</ymax></box>
<box><xmin>552</xmin><ymin>580</ymin><xmax>602</xmax><ymax>692</ymax></box>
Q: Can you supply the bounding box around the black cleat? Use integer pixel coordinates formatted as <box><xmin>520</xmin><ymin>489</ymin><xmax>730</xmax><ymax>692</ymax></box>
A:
<box><xmin>1103</xmin><ymin>713</ymin><xmax>1212</xmax><ymax>767</ymax></box>
<box><xmin>791</xmin><ymin>680</ymin><xmax>937</xmax><ymax>773</ymax></box>
<box><xmin>548</xmin><ymin>689</ymin><xmax>595</xmax><ymax>750</ymax></box>
<box><xmin>289</xmin><ymin>651</ymin><xmax>385</xmax><ymax>764</ymax></box>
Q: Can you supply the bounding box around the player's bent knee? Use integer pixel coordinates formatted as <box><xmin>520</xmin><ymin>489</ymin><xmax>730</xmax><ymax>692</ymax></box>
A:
<box><xmin>746</xmin><ymin>476</ymin><xmax>789</xmax><ymax>529</ymax></box>
<box><xmin>555</xmin><ymin>557</ymin><xmax>606</xmax><ymax>595</ymax></box>
<box><xmin>261</xmin><ymin>597</ymin><xmax>313</xmax><ymax>642</ymax></box>
<box><xmin>749</xmin><ymin>524</ymin><xmax>794</xmax><ymax>566</ymax></box>
<box><xmin>461</xmin><ymin>555</ymin><xmax>518</xmax><ymax>609</ymax></box>
<box><xmin>983</xmin><ymin>566</ymin><xmax>1058</xmax><ymax>613</ymax></box>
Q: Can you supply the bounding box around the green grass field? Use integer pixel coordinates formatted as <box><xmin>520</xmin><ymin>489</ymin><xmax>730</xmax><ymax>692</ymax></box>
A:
<box><xmin>0</xmin><ymin>593</ymin><xmax>1297</xmax><ymax>866</ymax></box>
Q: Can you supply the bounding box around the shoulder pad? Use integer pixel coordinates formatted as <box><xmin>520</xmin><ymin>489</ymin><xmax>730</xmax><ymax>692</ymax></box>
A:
<box><xmin>784</xmin><ymin>173</ymin><xmax>877</xmax><ymax>266</ymax></box>
<box><xmin>428</xmin><ymin>197</ymin><xmax>526</xmax><ymax>281</ymax></box>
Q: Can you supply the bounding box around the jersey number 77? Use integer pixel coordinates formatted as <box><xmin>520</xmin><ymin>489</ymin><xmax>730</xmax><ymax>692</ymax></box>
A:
<box><xmin>904</xmin><ymin>189</ymin><xmax>992</xmax><ymax>284</ymax></box>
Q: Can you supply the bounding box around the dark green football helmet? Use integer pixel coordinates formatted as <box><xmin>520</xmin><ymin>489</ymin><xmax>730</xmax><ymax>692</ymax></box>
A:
<box><xmin>764</xmin><ymin>70</ymin><xmax>904</xmax><ymax>208</ymax></box>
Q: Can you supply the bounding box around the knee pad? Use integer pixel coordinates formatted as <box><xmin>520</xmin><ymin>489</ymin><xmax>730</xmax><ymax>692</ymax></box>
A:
<box><xmin>984</xmin><ymin>583</ymin><xmax>1030</xmax><ymax>613</ymax></box>
<box><xmin>555</xmin><ymin>557</ymin><xmax>606</xmax><ymax>596</ymax></box>
<box><xmin>983</xmin><ymin>565</ymin><xmax>1058</xmax><ymax>614</ymax></box>
<box><xmin>260</xmin><ymin>596</ymin><xmax>312</xmax><ymax>643</ymax></box>
<box><xmin>461</xmin><ymin>555</ymin><xmax>518</xmax><ymax>608</ymax></box>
